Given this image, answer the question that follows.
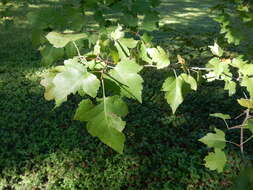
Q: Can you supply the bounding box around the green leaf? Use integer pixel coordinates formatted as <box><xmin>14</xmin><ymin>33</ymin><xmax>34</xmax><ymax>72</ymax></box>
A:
<box><xmin>110</xmin><ymin>25</ymin><xmax>124</xmax><ymax>41</ymax></box>
<box><xmin>199</xmin><ymin>128</ymin><xmax>226</xmax><ymax>149</ymax></box>
<box><xmin>210</xmin><ymin>113</ymin><xmax>231</xmax><ymax>120</ymax></box>
<box><xmin>65</xmin><ymin>40</ymin><xmax>83</xmax><ymax>58</ymax></box>
<box><xmin>40</xmin><ymin>45</ymin><xmax>64</xmax><ymax>65</ymax></box>
<box><xmin>94</xmin><ymin>40</ymin><xmax>101</xmax><ymax>55</ymax></box>
<box><xmin>208</xmin><ymin>42</ymin><xmax>224</xmax><ymax>57</ymax></box>
<box><xmin>141</xmin><ymin>33</ymin><xmax>153</xmax><ymax>45</ymax></box>
<box><xmin>41</xmin><ymin>58</ymin><xmax>100</xmax><ymax>106</ymax></box>
<box><xmin>180</xmin><ymin>74</ymin><xmax>197</xmax><ymax>91</ymax></box>
<box><xmin>74</xmin><ymin>96</ymin><xmax>128</xmax><ymax>153</ymax></box>
<box><xmin>224</xmin><ymin>80</ymin><xmax>236</xmax><ymax>96</ymax></box>
<box><xmin>241</xmin><ymin>77</ymin><xmax>253</xmax><ymax>98</ymax></box>
<box><xmin>230</xmin><ymin>57</ymin><xmax>248</xmax><ymax>69</ymax></box>
<box><xmin>107</xmin><ymin>59</ymin><xmax>143</xmax><ymax>102</ymax></box>
<box><xmin>162</xmin><ymin>74</ymin><xmax>197</xmax><ymax>113</ymax></box>
<box><xmin>147</xmin><ymin>46</ymin><xmax>170</xmax><ymax>69</ymax></box>
<box><xmin>206</xmin><ymin>57</ymin><xmax>229</xmax><ymax>79</ymax></box>
<box><xmin>118</xmin><ymin>38</ymin><xmax>138</xmax><ymax>49</ymax></box>
<box><xmin>237</xmin><ymin>98</ymin><xmax>253</xmax><ymax>109</ymax></box>
<box><xmin>245</xmin><ymin>118</ymin><xmax>253</xmax><ymax>133</ymax></box>
<box><xmin>46</xmin><ymin>31</ymin><xmax>87</xmax><ymax>48</ymax></box>
<box><xmin>140</xmin><ymin>43</ymin><xmax>152</xmax><ymax>64</ymax></box>
<box><xmin>162</xmin><ymin>76</ymin><xmax>184</xmax><ymax>113</ymax></box>
<box><xmin>204</xmin><ymin>149</ymin><xmax>227</xmax><ymax>173</ymax></box>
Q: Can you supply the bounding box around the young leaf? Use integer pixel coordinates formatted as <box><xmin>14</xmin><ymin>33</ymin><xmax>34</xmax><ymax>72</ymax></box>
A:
<box><xmin>199</xmin><ymin>128</ymin><xmax>226</xmax><ymax>149</ymax></box>
<box><xmin>208</xmin><ymin>42</ymin><xmax>224</xmax><ymax>57</ymax></box>
<box><xmin>74</xmin><ymin>96</ymin><xmax>128</xmax><ymax>153</ymax></box>
<box><xmin>147</xmin><ymin>46</ymin><xmax>170</xmax><ymax>69</ymax></box>
<box><xmin>210</xmin><ymin>113</ymin><xmax>231</xmax><ymax>120</ymax></box>
<box><xmin>46</xmin><ymin>32</ymin><xmax>87</xmax><ymax>48</ymax></box>
<box><xmin>107</xmin><ymin>59</ymin><xmax>143</xmax><ymax>103</ymax></box>
<box><xmin>204</xmin><ymin>149</ymin><xmax>227</xmax><ymax>173</ymax></box>
<box><xmin>41</xmin><ymin>58</ymin><xmax>100</xmax><ymax>107</ymax></box>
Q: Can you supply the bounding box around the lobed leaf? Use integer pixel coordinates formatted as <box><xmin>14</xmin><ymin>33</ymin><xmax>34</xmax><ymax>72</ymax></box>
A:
<box><xmin>107</xmin><ymin>59</ymin><xmax>143</xmax><ymax>103</ymax></box>
<box><xmin>210</xmin><ymin>113</ymin><xmax>231</xmax><ymax>120</ymax></box>
<box><xmin>46</xmin><ymin>32</ymin><xmax>87</xmax><ymax>48</ymax></box>
<box><xmin>41</xmin><ymin>58</ymin><xmax>100</xmax><ymax>107</ymax></box>
<box><xmin>74</xmin><ymin>96</ymin><xmax>128</xmax><ymax>153</ymax></box>
<box><xmin>199</xmin><ymin>128</ymin><xmax>226</xmax><ymax>149</ymax></box>
<box><xmin>204</xmin><ymin>149</ymin><xmax>227</xmax><ymax>173</ymax></box>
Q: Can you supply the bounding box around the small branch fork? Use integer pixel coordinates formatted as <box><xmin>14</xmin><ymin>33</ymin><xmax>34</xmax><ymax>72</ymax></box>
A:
<box><xmin>224</xmin><ymin>109</ymin><xmax>253</xmax><ymax>154</ymax></box>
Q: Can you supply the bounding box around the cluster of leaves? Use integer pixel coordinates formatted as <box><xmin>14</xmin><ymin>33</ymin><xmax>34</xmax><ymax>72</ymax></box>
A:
<box><xmin>27</xmin><ymin>0</ymin><xmax>253</xmax><ymax>175</ymax></box>
<box><xmin>198</xmin><ymin>43</ymin><xmax>253</xmax><ymax>172</ymax></box>
<box><xmin>213</xmin><ymin>0</ymin><xmax>253</xmax><ymax>51</ymax></box>
<box><xmin>40</xmin><ymin>24</ymin><xmax>200</xmax><ymax>154</ymax></box>
<box><xmin>27</xmin><ymin>0</ymin><xmax>160</xmax><ymax>65</ymax></box>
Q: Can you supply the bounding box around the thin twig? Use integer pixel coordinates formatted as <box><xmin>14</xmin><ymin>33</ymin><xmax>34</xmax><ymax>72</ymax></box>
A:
<box><xmin>226</xmin><ymin>140</ymin><xmax>240</xmax><ymax>147</ymax></box>
<box><xmin>240</xmin><ymin>109</ymin><xmax>250</xmax><ymax>154</ymax></box>
<box><xmin>241</xmin><ymin>135</ymin><xmax>253</xmax><ymax>145</ymax></box>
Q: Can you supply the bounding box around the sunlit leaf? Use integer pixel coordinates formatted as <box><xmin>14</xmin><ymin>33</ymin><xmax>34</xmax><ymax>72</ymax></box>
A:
<box><xmin>199</xmin><ymin>128</ymin><xmax>226</xmax><ymax>149</ymax></box>
<box><xmin>204</xmin><ymin>149</ymin><xmax>227</xmax><ymax>173</ymax></box>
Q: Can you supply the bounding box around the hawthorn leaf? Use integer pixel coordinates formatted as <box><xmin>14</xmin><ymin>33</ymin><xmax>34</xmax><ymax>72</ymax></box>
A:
<box><xmin>199</xmin><ymin>128</ymin><xmax>226</xmax><ymax>149</ymax></box>
<box><xmin>210</xmin><ymin>113</ymin><xmax>231</xmax><ymax>120</ymax></box>
<box><xmin>204</xmin><ymin>149</ymin><xmax>227</xmax><ymax>173</ymax></box>
<box><xmin>107</xmin><ymin>59</ymin><xmax>143</xmax><ymax>102</ymax></box>
<box><xmin>74</xmin><ymin>96</ymin><xmax>128</xmax><ymax>153</ymax></box>
<box><xmin>46</xmin><ymin>31</ymin><xmax>87</xmax><ymax>48</ymax></box>
<box><xmin>147</xmin><ymin>46</ymin><xmax>170</xmax><ymax>69</ymax></box>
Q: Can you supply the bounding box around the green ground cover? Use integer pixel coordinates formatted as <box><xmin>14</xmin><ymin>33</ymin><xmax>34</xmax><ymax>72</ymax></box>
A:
<box><xmin>0</xmin><ymin>0</ymin><xmax>250</xmax><ymax>189</ymax></box>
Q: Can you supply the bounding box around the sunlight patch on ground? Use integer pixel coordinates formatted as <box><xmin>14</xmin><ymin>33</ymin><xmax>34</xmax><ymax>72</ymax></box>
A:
<box><xmin>158</xmin><ymin>0</ymin><xmax>218</xmax><ymax>31</ymax></box>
